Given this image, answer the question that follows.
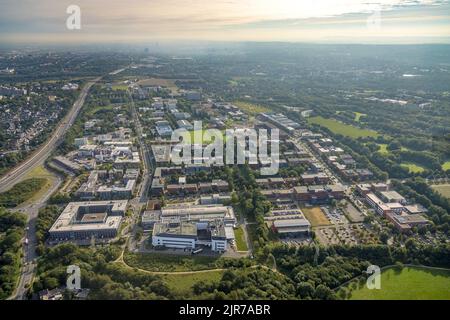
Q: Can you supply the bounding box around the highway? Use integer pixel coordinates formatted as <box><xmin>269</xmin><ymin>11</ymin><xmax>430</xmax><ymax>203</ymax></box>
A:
<box><xmin>0</xmin><ymin>77</ymin><xmax>101</xmax><ymax>193</ymax></box>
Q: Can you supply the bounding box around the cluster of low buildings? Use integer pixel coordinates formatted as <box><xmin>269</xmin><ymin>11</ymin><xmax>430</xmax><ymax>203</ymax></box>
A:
<box><xmin>62</xmin><ymin>83</ymin><xmax>79</xmax><ymax>91</ymax></box>
<box><xmin>356</xmin><ymin>183</ymin><xmax>429</xmax><ymax>232</ymax></box>
<box><xmin>150</xmin><ymin>165</ymin><xmax>230</xmax><ymax>197</ymax></box>
<box><xmin>0</xmin><ymin>85</ymin><xmax>27</xmax><ymax>96</ymax></box>
<box><xmin>75</xmin><ymin>169</ymin><xmax>138</xmax><ymax>200</ymax></box>
<box><xmin>1</xmin><ymin>85</ymin><xmax>65</xmax><ymax>151</ymax></box>
<box><xmin>306</xmin><ymin>137</ymin><xmax>373</xmax><ymax>182</ymax></box>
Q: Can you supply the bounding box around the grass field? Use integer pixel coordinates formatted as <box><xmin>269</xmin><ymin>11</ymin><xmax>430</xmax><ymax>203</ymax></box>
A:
<box><xmin>0</xmin><ymin>177</ymin><xmax>47</xmax><ymax>207</ymax></box>
<box><xmin>162</xmin><ymin>270</ymin><xmax>224</xmax><ymax>295</ymax></box>
<box><xmin>442</xmin><ymin>161</ymin><xmax>450</xmax><ymax>171</ymax></box>
<box><xmin>179</xmin><ymin>129</ymin><xmax>225</xmax><ymax>143</ymax></box>
<box><xmin>234</xmin><ymin>226</ymin><xmax>248</xmax><ymax>251</ymax></box>
<box><xmin>308</xmin><ymin>116</ymin><xmax>379</xmax><ymax>138</ymax></box>
<box><xmin>354</xmin><ymin>112</ymin><xmax>366</xmax><ymax>122</ymax></box>
<box><xmin>124</xmin><ymin>252</ymin><xmax>222</xmax><ymax>272</ymax></box>
<box><xmin>342</xmin><ymin>266</ymin><xmax>450</xmax><ymax>300</ymax></box>
<box><xmin>401</xmin><ymin>162</ymin><xmax>426</xmax><ymax>173</ymax></box>
<box><xmin>137</xmin><ymin>78</ymin><xmax>179</xmax><ymax>94</ymax></box>
<box><xmin>86</xmin><ymin>104</ymin><xmax>121</xmax><ymax>116</ymax></box>
<box><xmin>432</xmin><ymin>184</ymin><xmax>450</xmax><ymax>199</ymax></box>
<box><xmin>111</xmin><ymin>84</ymin><xmax>129</xmax><ymax>91</ymax></box>
<box><xmin>234</xmin><ymin>101</ymin><xmax>270</xmax><ymax>115</ymax></box>
<box><xmin>377</xmin><ymin>144</ymin><xmax>389</xmax><ymax>154</ymax></box>
<box><xmin>22</xmin><ymin>165</ymin><xmax>58</xmax><ymax>205</ymax></box>
<box><xmin>302</xmin><ymin>207</ymin><xmax>331</xmax><ymax>227</ymax></box>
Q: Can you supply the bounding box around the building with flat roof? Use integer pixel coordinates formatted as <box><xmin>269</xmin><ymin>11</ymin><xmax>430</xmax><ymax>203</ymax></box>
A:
<box><xmin>152</xmin><ymin>219</ymin><xmax>228</xmax><ymax>252</ymax></box>
<box><xmin>380</xmin><ymin>191</ymin><xmax>406</xmax><ymax>204</ymax></box>
<box><xmin>49</xmin><ymin>200</ymin><xmax>127</xmax><ymax>241</ymax></box>
<box><xmin>159</xmin><ymin>204</ymin><xmax>236</xmax><ymax>226</ymax></box>
<box><xmin>264</xmin><ymin>209</ymin><xmax>311</xmax><ymax>235</ymax></box>
<box><xmin>151</xmin><ymin>145</ymin><xmax>172</xmax><ymax>164</ymax></box>
<box><xmin>293</xmin><ymin>184</ymin><xmax>345</xmax><ymax>203</ymax></box>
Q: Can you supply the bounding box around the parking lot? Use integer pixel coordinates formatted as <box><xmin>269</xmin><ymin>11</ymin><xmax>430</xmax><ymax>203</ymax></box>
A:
<box><xmin>321</xmin><ymin>206</ymin><xmax>349</xmax><ymax>225</ymax></box>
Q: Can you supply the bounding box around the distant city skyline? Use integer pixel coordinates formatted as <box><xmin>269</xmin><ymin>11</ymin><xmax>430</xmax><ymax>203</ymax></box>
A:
<box><xmin>1</xmin><ymin>0</ymin><xmax>449</xmax><ymax>44</ymax></box>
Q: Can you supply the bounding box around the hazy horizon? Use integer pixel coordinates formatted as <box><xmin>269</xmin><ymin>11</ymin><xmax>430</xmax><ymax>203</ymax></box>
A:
<box><xmin>1</xmin><ymin>0</ymin><xmax>449</xmax><ymax>45</ymax></box>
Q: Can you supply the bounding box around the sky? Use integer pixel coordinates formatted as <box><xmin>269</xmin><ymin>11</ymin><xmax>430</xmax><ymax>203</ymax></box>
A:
<box><xmin>0</xmin><ymin>0</ymin><xmax>449</xmax><ymax>44</ymax></box>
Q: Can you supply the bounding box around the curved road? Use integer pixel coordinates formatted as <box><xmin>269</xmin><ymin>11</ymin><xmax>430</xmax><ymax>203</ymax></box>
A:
<box><xmin>0</xmin><ymin>77</ymin><xmax>101</xmax><ymax>193</ymax></box>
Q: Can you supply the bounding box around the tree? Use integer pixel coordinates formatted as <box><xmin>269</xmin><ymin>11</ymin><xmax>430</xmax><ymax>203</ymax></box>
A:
<box><xmin>314</xmin><ymin>284</ymin><xmax>335</xmax><ymax>300</ymax></box>
<box><xmin>297</xmin><ymin>282</ymin><xmax>314</xmax><ymax>299</ymax></box>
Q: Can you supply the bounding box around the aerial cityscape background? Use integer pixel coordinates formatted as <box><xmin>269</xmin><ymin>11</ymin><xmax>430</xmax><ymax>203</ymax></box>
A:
<box><xmin>0</xmin><ymin>0</ymin><xmax>449</xmax><ymax>304</ymax></box>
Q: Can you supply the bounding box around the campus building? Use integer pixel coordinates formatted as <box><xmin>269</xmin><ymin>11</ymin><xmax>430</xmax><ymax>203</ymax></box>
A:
<box><xmin>152</xmin><ymin>219</ymin><xmax>228</xmax><ymax>252</ymax></box>
<box><xmin>49</xmin><ymin>200</ymin><xmax>127</xmax><ymax>241</ymax></box>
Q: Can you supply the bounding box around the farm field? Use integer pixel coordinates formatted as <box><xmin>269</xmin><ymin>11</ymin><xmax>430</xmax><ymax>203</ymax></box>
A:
<box><xmin>401</xmin><ymin>162</ymin><xmax>426</xmax><ymax>173</ymax></box>
<box><xmin>307</xmin><ymin>116</ymin><xmax>379</xmax><ymax>138</ymax></box>
<box><xmin>342</xmin><ymin>266</ymin><xmax>450</xmax><ymax>300</ymax></box>
<box><xmin>234</xmin><ymin>101</ymin><xmax>270</xmax><ymax>115</ymax></box>
<box><xmin>302</xmin><ymin>207</ymin><xmax>331</xmax><ymax>227</ymax></box>
<box><xmin>432</xmin><ymin>184</ymin><xmax>450</xmax><ymax>199</ymax></box>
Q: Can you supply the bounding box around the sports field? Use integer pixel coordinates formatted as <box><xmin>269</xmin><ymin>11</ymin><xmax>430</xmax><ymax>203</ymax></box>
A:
<box><xmin>342</xmin><ymin>266</ymin><xmax>450</xmax><ymax>300</ymax></box>
<box><xmin>302</xmin><ymin>207</ymin><xmax>331</xmax><ymax>227</ymax></box>
<box><xmin>307</xmin><ymin>116</ymin><xmax>379</xmax><ymax>138</ymax></box>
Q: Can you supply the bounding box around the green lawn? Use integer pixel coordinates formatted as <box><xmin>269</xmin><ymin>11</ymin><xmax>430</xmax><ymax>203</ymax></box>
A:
<box><xmin>0</xmin><ymin>178</ymin><xmax>47</xmax><ymax>207</ymax></box>
<box><xmin>378</xmin><ymin>144</ymin><xmax>389</xmax><ymax>154</ymax></box>
<box><xmin>162</xmin><ymin>270</ymin><xmax>224</xmax><ymax>295</ymax></box>
<box><xmin>124</xmin><ymin>252</ymin><xmax>222</xmax><ymax>272</ymax></box>
<box><xmin>111</xmin><ymin>84</ymin><xmax>129</xmax><ymax>91</ymax></box>
<box><xmin>308</xmin><ymin>116</ymin><xmax>379</xmax><ymax>138</ymax></box>
<box><xmin>179</xmin><ymin>129</ymin><xmax>225</xmax><ymax>143</ymax></box>
<box><xmin>234</xmin><ymin>101</ymin><xmax>270</xmax><ymax>115</ymax></box>
<box><xmin>343</xmin><ymin>266</ymin><xmax>450</xmax><ymax>300</ymax></box>
<box><xmin>86</xmin><ymin>104</ymin><xmax>120</xmax><ymax>116</ymax></box>
<box><xmin>442</xmin><ymin>161</ymin><xmax>450</xmax><ymax>171</ymax></box>
<box><xmin>234</xmin><ymin>226</ymin><xmax>248</xmax><ymax>251</ymax></box>
<box><xmin>401</xmin><ymin>162</ymin><xmax>426</xmax><ymax>173</ymax></box>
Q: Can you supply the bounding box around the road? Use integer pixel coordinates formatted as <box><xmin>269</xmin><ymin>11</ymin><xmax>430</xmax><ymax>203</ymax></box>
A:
<box><xmin>0</xmin><ymin>77</ymin><xmax>101</xmax><ymax>193</ymax></box>
<box><xmin>128</xmin><ymin>90</ymin><xmax>153</xmax><ymax>204</ymax></box>
<box><xmin>126</xmin><ymin>90</ymin><xmax>154</xmax><ymax>251</ymax></box>
<box><xmin>8</xmin><ymin>170</ymin><xmax>63</xmax><ymax>300</ymax></box>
